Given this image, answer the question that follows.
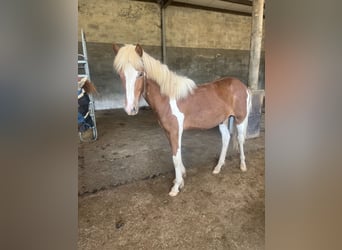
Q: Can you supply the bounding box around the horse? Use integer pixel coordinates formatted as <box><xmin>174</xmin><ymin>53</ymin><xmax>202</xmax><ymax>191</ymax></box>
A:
<box><xmin>78</xmin><ymin>77</ymin><xmax>97</xmax><ymax>141</ymax></box>
<box><xmin>112</xmin><ymin>44</ymin><xmax>251</xmax><ymax>196</ymax></box>
<box><xmin>78</xmin><ymin>77</ymin><xmax>97</xmax><ymax>94</ymax></box>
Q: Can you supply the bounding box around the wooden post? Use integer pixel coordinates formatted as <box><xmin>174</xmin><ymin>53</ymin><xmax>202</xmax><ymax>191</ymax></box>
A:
<box><xmin>161</xmin><ymin>6</ymin><xmax>166</xmax><ymax>64</ymax></box>
<box><xmin>248</xmin><ymin>0</ymin><xmax>264</xmax><ymax>90</ymax></box>
<box><xmin>246</xmin><ymin>0</ymin><xmax>265</xmax><ymax>139</ymax></box>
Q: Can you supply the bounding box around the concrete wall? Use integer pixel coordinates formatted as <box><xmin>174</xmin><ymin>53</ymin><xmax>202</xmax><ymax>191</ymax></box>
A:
<box><xmin>78</xmin><ymin>0</ymin><xmax>265</xmax><ymax>110</ymax></box>
<box><xmin>78</xmin><ymin>0</ymin><xmax>160</xmax><ymax>45</ymax></box>
<box><xmin>166</xmin><ymin>6</ymin><xmax>252</xmax><ymax>50</ymax></box>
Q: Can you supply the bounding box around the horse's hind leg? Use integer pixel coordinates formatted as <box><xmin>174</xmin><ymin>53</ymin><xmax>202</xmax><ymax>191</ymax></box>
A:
<box><xmin>236</xmin><ymin>121</ymin><xmax>247</xmax><ymax>172</ymax></box>
<box><xmin>236</xmin><ymin>89</ymin><xmax>251</xmax><ymax>172</ymax></box>
<box><xmin>213</xmin><ymin>119</ymin><xmax>230</xmax><ymax>174</ymax></box>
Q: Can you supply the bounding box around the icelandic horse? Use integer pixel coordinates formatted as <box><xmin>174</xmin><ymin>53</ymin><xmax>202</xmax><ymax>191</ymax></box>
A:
<box><xmin>113</xmin><ymin>44</ymin><xmax>251</xmax><ymax>196</ymax></box>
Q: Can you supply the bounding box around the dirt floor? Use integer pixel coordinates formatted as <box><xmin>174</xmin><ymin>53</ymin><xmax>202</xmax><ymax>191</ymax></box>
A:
<box><xmin>78</xmin><ymin>108</ymin><xmax>264</xmax><ymax>249</ymax></box>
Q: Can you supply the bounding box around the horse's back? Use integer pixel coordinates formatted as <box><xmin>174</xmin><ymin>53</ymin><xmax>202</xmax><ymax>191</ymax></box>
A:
<box><xmin>212</xmin><ymin>77</ymin><xmax>247</xmax><ymax>91</ymax></box>
<box><xmin>179</xmin><ymin>77</ymin><xmax>248</xmax><ymax>129</ymax></box>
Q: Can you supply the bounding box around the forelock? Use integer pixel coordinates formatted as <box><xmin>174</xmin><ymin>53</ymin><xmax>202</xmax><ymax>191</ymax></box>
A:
<box><xmin>114</xmin><ymin>44</ymin><xmax>143</xmax><ymax>73</ymax></box>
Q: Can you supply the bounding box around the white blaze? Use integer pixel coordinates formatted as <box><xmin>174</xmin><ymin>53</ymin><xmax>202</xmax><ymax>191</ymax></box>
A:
<box><xmin>123</xmin><ymin>64</ymin><xmax>139</xmax><ymax>112</ymax></box>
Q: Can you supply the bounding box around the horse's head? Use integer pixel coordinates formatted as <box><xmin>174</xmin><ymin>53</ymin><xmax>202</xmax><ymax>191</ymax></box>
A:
<box><xmin>113</xmin><ymin>43</ymin><xmax>145</xmax><ymax>116</ymax></box>
<box><xmin>78</xmin><ymin>77</ymin><xmax>97</xmax><ymax>94</ymax></box>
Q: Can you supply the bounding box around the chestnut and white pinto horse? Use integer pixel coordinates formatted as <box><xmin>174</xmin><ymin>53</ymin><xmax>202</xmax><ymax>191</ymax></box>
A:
<box><xmin>113</xmin><ymin>44</ymin><xmax>251</xmax><ymax>196</ymax></box>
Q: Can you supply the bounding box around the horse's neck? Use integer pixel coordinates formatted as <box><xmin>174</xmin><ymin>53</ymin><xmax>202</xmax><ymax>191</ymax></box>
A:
<box><xmin>144</xmin><ymin>79</ymin><xmax>170</xmax><ymax>113</ymax></box>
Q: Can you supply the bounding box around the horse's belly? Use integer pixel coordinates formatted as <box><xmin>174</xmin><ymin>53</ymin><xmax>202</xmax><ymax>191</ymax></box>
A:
<box><xmin>183</xmin><ymin>109</ymin><xmax>228</xmax><ymax>130</ymax></box>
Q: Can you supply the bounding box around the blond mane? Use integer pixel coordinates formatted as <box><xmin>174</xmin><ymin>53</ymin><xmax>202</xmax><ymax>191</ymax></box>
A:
<box><xmin>114</xmin><ymin>44</ymin><xmax>196</xmax><ymax>100</ymax></box>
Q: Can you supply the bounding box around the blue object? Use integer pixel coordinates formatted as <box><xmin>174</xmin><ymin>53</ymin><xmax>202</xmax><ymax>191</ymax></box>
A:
<box><xmin>78</xmin><ymin>88</ymin><xmax>94</xmax><ymax>132</ymax></box>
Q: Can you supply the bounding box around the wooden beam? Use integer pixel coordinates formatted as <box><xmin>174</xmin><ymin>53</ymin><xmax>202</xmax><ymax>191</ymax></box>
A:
<box><xmin>171</xmin><ymin>2</ymin><xmax>251</xmax><ymax>16</ymax></box>
<box><xmin>132</xmin><ymin>0</ymin><xmax>256</xmax><ymax>16</ymax></box>
<box><xmin>161</xmin><ymin>0</ymin><xmax>173</xmax><ymax>8</ymax></box>
<box><xmin>219</xmin><ymin>0</ymin><xmax>252</xmax><ymax>6</ymax></box>
<box><xmin>131</xmin><ymin>0</ymin><xmax>158</xmax><ymax>4</ymax></box>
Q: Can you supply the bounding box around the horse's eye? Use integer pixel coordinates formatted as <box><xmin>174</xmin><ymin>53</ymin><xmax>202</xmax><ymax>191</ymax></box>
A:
<box><xmin>137</xmin><ymin>72</ymin><xmax>144</xmax><ymax>78</ymax></box>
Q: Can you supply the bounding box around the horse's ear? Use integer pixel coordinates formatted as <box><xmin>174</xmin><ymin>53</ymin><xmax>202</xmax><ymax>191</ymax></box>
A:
<box><xmin>135</xmin><ymin>44</ymin><xmax>143</xmax><ymax>57</ymax></box>
<box><xmin>112</xmin><ymin>43</ymin><xmax>120</xmax><ymax>54</ymax></box>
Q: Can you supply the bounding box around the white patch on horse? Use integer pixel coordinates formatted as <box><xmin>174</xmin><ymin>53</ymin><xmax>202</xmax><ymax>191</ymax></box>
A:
<box><xmin>123</xmin><ymin>64</ymin><xmax>139</xmax><ymax>112</ymax></box>
<box><xmin>236</xmin><ymin>89</ymin><xmax>251</xmax><ymax>172</ymax></box>
<box><xmin>169</xmin><ymin>99</ymin><xmax>184</xmax><ymax>148</ymax></box>
<box><xmin>169</xmin><ymin>98</ymin><xmax>185</xmax><ymax>196</ymax></box>
<box><xmin>169</xmin><ymin>149</ymin><xmax>185</xmax><ymax>196</ymax></box>
<box><xmin>213</xmin><ymin>120</ymin><xmax>230</xmax><ymax>174</ymax></box>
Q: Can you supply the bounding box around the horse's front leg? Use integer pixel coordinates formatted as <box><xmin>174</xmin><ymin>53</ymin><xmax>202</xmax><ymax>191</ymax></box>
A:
<box><xmin>168</xmin><ymin>99</ymin><xmax>185</xmax><ymax>197</ymax></box>
<box><xmin>169</xmin><ymin>136</ymin><xmax>185</xmax><ymax>196</ymax></box>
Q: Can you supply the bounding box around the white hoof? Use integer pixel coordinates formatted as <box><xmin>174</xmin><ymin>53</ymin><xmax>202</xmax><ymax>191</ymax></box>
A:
<box><xmin>213</xmin><ymin>162</ymin><xmax>223</xmax><ymax>174</ymax></box>
<box><xmin>240</xmin><ymin>163</ymin><xmax>247</xmax><ymax>172</ymax></box>
<box><xmin>169</xmin><ymin>190</ymin><xmax>179</xmax><ymax>197</ymax></box>
<box><xmin>169</xmin><ymin>180</ymin><xmax>184</xmax><ymax>196</ymax></box>
<box><xmin>212</xmin><ymin>168</ymin><xmax>221</xmax><ymax>174</ymax></box>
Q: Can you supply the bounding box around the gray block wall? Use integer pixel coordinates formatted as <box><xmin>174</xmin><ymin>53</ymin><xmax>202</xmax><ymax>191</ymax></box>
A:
<box><xmin>79</xmin><ymin>43</ymin><xmax>264</xmax><ymax>110</ymax></box>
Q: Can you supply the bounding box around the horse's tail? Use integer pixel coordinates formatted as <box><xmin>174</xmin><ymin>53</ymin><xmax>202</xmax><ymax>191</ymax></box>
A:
<box><xmin>78</xmin><ymin>77</ymin><xmax>98</xmax><ymax>94</ymax></box>
<box><xmin>232</xmin><ymin>88</ymin><xmax>252</xmax><ymax>151</ymax></box>
<box><xmin>232</xmin><ymin>123</ymin><xmax>239</xmax><ymax>152</ymax></box>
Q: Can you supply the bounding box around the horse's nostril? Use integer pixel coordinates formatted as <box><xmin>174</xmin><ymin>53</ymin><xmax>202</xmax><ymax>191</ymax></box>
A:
<box><xmin>132</xmin><ymin>107</ymin><xmax>136</xmax><ymax>113</ymax></box>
